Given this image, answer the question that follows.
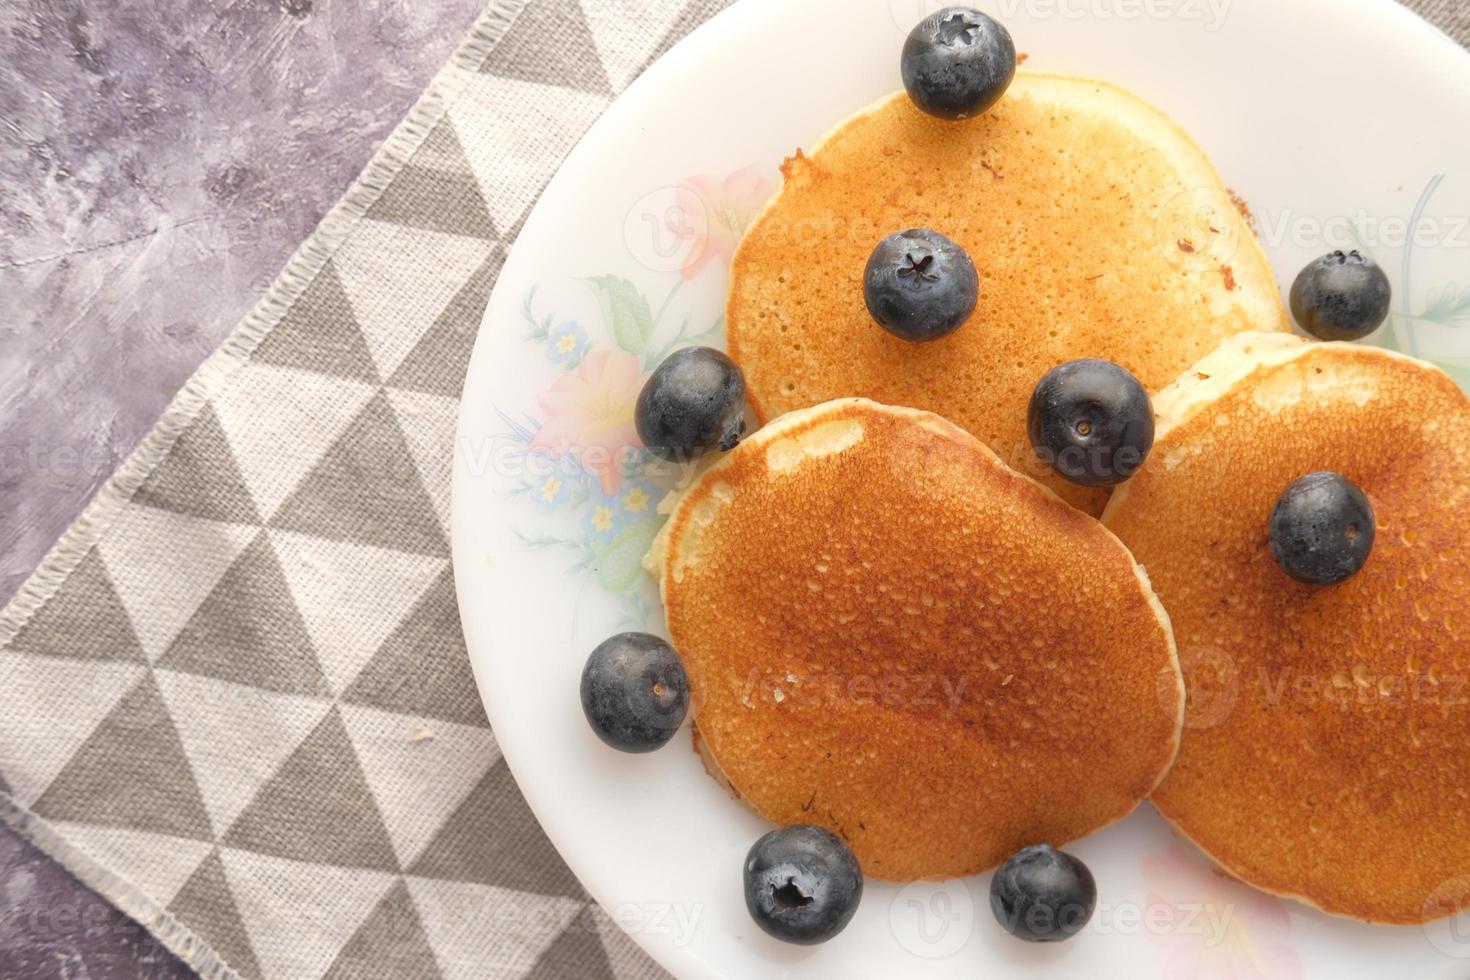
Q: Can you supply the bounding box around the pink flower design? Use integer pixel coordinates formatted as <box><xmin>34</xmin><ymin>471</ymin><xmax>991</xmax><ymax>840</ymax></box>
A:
<box><xmin>669</xmin><ymin>166</ymin><xmax>774</xmax><ymax>280</ymax></box>
<box><xmin>1142</xmin><ymin>843</ymin><xmax>1303</xmax><ymax>980</ymax></box>
<box><xmin>530</xmin><ymin>348</ymin><xmax>646</xmax><ymax>496</ymax></box>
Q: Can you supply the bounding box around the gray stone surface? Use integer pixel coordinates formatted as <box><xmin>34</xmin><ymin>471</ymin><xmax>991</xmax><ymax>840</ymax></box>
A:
<box><xmin>0</xmin><ymin>827</ymin><xmax>180</xmax><ymax>979</ymax></box>
<box><xmin>0</xmin><ymin>1</ymin><xmax>484</xmax><ymax>976</ymax></box>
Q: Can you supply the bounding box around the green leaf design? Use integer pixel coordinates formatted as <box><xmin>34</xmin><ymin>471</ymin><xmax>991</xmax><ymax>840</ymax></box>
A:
<box><xmin>594</xmin><ymin>518</ymin><xmax>665</xmax><ymax>593</ymax></box>
<box><xmin>521</xmin><ymin>287</ymin><xmax>552</xmax><ymax>342</ymax></box>
<box><xmin>1420</xmin><ymin>284</ymin><xmax>1470</xmax><ymax>328</ymax></box>
<box><xmin>589</xmin><ymin>276</ymin><xmax>654</xmax><ymax>354</ymax></box>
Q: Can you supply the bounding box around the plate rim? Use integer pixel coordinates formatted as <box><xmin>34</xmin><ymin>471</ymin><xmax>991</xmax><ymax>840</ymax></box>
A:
<box><xmin>451</xmin><ymin>1</ymin><xmax>1470</xmax><ymax>976</ymax></box>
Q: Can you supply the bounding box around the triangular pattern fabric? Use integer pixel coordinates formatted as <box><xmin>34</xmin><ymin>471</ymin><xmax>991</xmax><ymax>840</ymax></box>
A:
<box><xmin>211</xmin><ymin>363</ymin><xmax>378</xmax><ymax>521</ymax></box>
<box><xmin>591</xmin><ymin>903</ymin><xmax>674</xmax><ymax>980</ymax></box>
<box><xmin>31</xmin><ymin>672</ymin><xmax>215</xmax><ymax>841</ymax></box>
<box><xmin>170</xmin><ymin>850</ymin><xmax>266</xmax><ymax>980</ymax></box>
<box><xmin>526</xmin><ymin>905</ymin><xmax>615</xmax><ymax>980</ymax></box>
<box><xmin>9</xmin><ymin>550</ymin><xmax>145</xmax><ymax>662</ymax></box>
<box><xmin>383</xmin><ymin>387</ymin><xmax>458</xmax><ymax>534</ymax></box>
<box><xmin>405</xmin><ymin>877</ymin><xmax>585</xmax><ymax>980</ymax></box>
<box><xmin>0</xmin><ymin>657</ymin><xmax>142</xmax><ymax>807</ymax></box>
<box><xmin>269</xmin><ymin>529</ymin><xmax>446</xmax><ymax>695</ymax></box>
<box><xmin>97</xmin><ymin>504</ymin><xmax>258</xmax><ymax>662</ymax></box>
<box><xmin>55</xmin><ymin>823</ymin><xmax>214</xmax><ymax>908</ymax></box>
<box><xmin>405</xmin><ymin>115</ymin><xmax>478</xmax><ymax>172</ymax></box>
<box><xmin>321</xmin><ymin>879</ymin><xmax>445</xmax><ymax>980</ymax></box>
<box><xmin>388</xmin><ymin>244</ymin><xmax>506</xmax><ymax>398</ymax></box>
<box><xmin>156</xmin><ymin>531</ymin><xmax>331</xmax><ymax>697</ymax></box>
<box><xmin>365</xmin><ymin>167</ymin><xmax>498</xmax><ymax>241</ymax></box>
<box><xmin>449</xmin><ymin>73</ymin><xmax>611</xmax><ymax>234</ymax></box>
<box><xmin>269</xmin><ymin>392</ymin><xmax>450</xmax><ymax>558</ymax></box>
<box><xmin>481</xmin><ymin>0</ymin><xmax>613</xmax><ymax>95</ymax></box>
<box><xmin>332</xmin><ymin>219</ymin><xmax>496</xmax><ymax>381</ymax></box>
<box><xmin>580</xmin><ymin>0</ymin><xmax>693</xmax><ymax>91</ymax></box>
<box><xmin>132</xmin><ymin>406</ymin><xmax>264</xmax><ymax>525</ymax></box>
<box><xmin>219</xmin><ymin>847</ymin><xmax>396</xmax><ymax>980</ymax></box>
<box><xmin>0</xmin><ymin>2</ymin><xmax>839</xmax><ymax>978</ymax></box>
<box><xmin>342</xmin><ymin>568</ymin><xmax>488</xmax><ymax>727</ymax></box>
<box><xmin>251</xmin><ymin>262</ymin><xmax>381</xmax><ymax>384</ymax></box>
<box><xmin>408</xmin><ymin>759</ymin><xmax>586</xmax><ymax>901</ymax></box>
<box><xmin>365</xmin><ymin>120</ymin><xmax>498</xmax><ymax>241</ymax></box>
<box><xmin>154</xmin><ymin>668</ymin><xmax>334</xmax><ymax>833</ymax></box>
<box><xmin>338</xmin><ymin>702</ymin><xmax>500</xmax><ymax>869</ymax></box>
<box><xmin>224</xmin><ymin>707</ymin><xmax>401</xmax><ymax>873</ymax></box>
<box><xmin>628</xmin><ymin>0</ymin><xmax>730</xmax><ymax>81</ymax></box>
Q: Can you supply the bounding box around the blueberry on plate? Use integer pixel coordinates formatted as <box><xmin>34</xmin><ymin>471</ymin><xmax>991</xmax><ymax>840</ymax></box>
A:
<box><xmin>580</xmin><ymin>633</ymin><xmax>690</xmax><ymax>752</ymax></box>
<box><xmin>901</xmin><ymin>6</ymin><xmax>1016</xmax><ymax>121</ymax></box>
<box><xmin>1027</xmin><ymin>359</ymin><xmax>1155</xmax><ymax>486</ymax></box>
<box><xmin>1269</xmin><ymin>472</ymin><xmax>1376</xmax><ymax>585</ymax></box>
<box><xmin>1289</xmin><ymin>250</ymin><xmax>1392</xmax><ymax>341</ymax></box>
<box><xmin>635</xmin><ymin>347</ymin><xmax>747</xmax><ymax>463</ymax></box>
<box><xmin>990</xmin><ymin>844</ymin><xmax>1097</xmax><ymax>943</ymax></box>
<box><xmin>864</xmin><ymin>228</ymin><xmax>980</xmax><ymax>342</ymax></box>
<box><xmin>744</xmin><ymin>825</ymin><xmax>863</xmax><ymax>945</ymax></box>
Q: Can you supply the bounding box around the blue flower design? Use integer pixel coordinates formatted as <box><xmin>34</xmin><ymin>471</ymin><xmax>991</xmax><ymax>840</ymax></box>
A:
<box><xmin>581</xmin><ymin>477</ymin><xmax>662</xmax><ymax>545</ymax></box>
<box><xmin>506</xmin><ymin>278</ymin><xmax>731</xmax><ymax>609</ymax></box>
<box><xmin>547</xmin><ymin>321</ymin><xmax>589</xmax><ymax>366</ymax></box>
<box><xmin>520</xmin><ymin>448</ymin><xmax>593</xmax><ymax>512</ymax></box>
<box><xmin>530</xmin><ymin>467</ymin><xmax>575</xmax><ymax>511</ymax></box>
<box><xmin>613</xmin><ymin>478</ymin><xmax>660</xmax><ymax>523</ymax></box>
<box><xmin>582</xmin><ymin>500</ymin><xmax>622</xmax><ymax>545</ymax></box>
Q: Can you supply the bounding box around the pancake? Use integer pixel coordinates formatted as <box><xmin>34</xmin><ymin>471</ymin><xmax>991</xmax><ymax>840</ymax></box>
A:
<box><xmin>645</xmin><ymin>399</ymin><xmax>1183</xmax><ymax>881</ymax></box>
<box><xmin>727</xmin><ymin>72</ymin><xmax>1290</xmax><ymax>516</ymax></box>
<box><xmin>1101</xmin><ymin>334</ymin><xmax>1470</xmax><ymax>923</ymax></box>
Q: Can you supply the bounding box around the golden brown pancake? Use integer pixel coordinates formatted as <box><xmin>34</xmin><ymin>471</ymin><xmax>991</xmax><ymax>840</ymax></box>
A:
<box><xmin>1102</xmin><ymin>334</ymin><xmax>1470</xmax><ymax>923</ymax></box>
<box><xmin>645</xmin><ymin>399</ymin><xmax>1183</xmax><ymax>881</ymax></box>
<box><xmin>727</xmin><ymin>72</ymin><xmax>1290</xmax><ymax>515</ymax></box>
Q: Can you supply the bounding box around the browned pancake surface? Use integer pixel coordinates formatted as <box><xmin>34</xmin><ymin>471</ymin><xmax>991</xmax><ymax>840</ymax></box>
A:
<box><xmin>653</xmin><ymin>399</ymin><xmax>1182</xmax><ymax>881</ymax></box>
<box><xmin>1103</xmin><ymin>338</ymin><xmax>1470</xmax><ymax>923</ymax></box>
<box><xmin>728</xmin><ymin>73</ymin><xmax>1289</xmax><ymax>515</ymax></box>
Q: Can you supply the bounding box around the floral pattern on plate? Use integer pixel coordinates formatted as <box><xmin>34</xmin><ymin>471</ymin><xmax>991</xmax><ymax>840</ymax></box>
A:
<box><xmin>1143</xmin><ymin>843</ymin><xmax>1305</xmax><ymax>980</ymax></box>
<box><xmin>493</xmin><ymin>167</ymin><xmax>772</xmax><ymax>626</ymax></box>
<box><xmin>497</xmin><ymin>278</ymin><xmax>722</xmax><ymax>626</ymax></box>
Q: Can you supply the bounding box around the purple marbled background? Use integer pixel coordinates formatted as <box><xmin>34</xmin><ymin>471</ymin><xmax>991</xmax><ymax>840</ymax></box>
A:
<box><xmin>0</xmin><ymin>0</ymin><xmax>483</xmax><ymax>975</ymax></box>
<box><xmin>2</xmin><ymin>0</ymin><xmax>1466</xmax><ymax>977</ymax></box>
<box><xmin>1</xmin><ymin>0</ymin><xmax>480</xmax><ymax>602</ymax></box>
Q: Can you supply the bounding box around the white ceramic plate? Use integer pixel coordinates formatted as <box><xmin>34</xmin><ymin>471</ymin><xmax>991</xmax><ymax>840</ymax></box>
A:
<box><xmin>452</xmin><ymin>1</ymin><xmax>1470</xmax><ymax>976</ymax></box>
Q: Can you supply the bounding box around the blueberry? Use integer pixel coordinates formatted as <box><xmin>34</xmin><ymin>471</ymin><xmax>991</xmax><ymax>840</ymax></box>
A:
<box><xmin>635</xmin><ymin>347</ymin><xmax>747</xmax><ymax>463</ymax></box>
<box><xmin>864</xmin><ymin>229</ymin><xmax>980</xmax><ymax>342</ymax></box>
<box><xmin>990</xmin><ymin>844</ymin><xmax>1096</xmax><ymax>943</ymax></box>
<box><xmin>1027</xmin><ymin>359</ymin><xmax>1154</xmax><ymax>486</ymax></box>
<box><xmin>743</xmin><ymin>825</ymin><xmax>863</xmax><ymax>945</ymax></box>
<box><xmin>901</xmin><ymin>7</ymin><xmax>1016</xmax><ymax>121</ymax></box>
<box><xmin>579</xmin><ymin>633</ymin><xmax>690</xmax><ymax>753</ymax></box>
<box><xmin>1289</xmin><ymin>250</ymin><xmax>1392</xmax><ymax>341</ymax></box>
<box><xmin>1269</xmin><ymin>472</ymin><xmax>1376</xmax><ymax>585</ymax></box>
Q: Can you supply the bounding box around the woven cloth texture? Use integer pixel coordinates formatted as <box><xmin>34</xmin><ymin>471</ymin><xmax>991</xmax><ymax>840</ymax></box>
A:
<box><xmin>0</xmin><ymin>2</ymin><xmax>1462</xmax><ymax>978</ymax></box>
